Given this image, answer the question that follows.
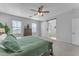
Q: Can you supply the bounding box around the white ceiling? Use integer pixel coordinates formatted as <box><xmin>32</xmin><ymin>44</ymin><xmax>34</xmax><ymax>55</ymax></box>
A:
<box><xmin>0</xmin><ymin>3</ymin><xmax>78</xmax><ymax>21</ymax></box>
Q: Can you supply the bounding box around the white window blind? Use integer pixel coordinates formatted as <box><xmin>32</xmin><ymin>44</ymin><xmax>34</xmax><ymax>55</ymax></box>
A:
<box><xmin>12</xmin><ymin>20</ymin><xmax>22</xmax><ymax>34</ymax></box>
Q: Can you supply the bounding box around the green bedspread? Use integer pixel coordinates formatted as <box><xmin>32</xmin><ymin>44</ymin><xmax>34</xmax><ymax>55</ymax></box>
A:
<box><xmin>0</xmin><ymin>36</ymin><xmax>50</xmax><ymax>56</ymax></box>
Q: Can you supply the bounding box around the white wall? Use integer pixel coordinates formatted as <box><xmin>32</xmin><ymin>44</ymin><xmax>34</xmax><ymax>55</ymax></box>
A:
<box><xmin>41</xmin><ymin>9</ymin><xmax>75</xmax><ymax>43</ymax></box>
<box><xmin>72</xmin><ymin>8</ymin><xmax>79</xmax><ymax>45</ymax></box>
<box><xmin>0</xmin><ymin>12</ymin><xmax>41</xmax><ymax>37</ymax></box>
<box><xmin>57</xmin><ymin>10</ymin><xmax>73</xmax><ymax>43</ymax></box>
<box><xmin>41</xmin><ymin>10</ymin><xmax>73</xmax><ymax>43</ymax></box>
<box><xmin>41</xmin><ymin>21</ymin><xmax>48</xmax><ymax>37</ymax></box>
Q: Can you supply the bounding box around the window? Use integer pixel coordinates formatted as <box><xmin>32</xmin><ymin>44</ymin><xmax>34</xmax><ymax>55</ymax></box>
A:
<box><xmin>48</xmin><ymin>20</ymin><xmax>56</xmax><ymax>37</ymax></box>
<box><xmin>12</xmin><ymin>20</ymin><xmax>22</xmax><ymax>34</ymax></box>
<box><xmin>32</xmin><ymin>23</ymin><xmax>37</xmax><ymax>33</ymax></box>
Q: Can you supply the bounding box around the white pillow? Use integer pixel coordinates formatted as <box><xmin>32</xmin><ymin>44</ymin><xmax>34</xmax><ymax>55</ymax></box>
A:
<box><xmin>0</xmin><ymin>34</ymin><xmax>7</xmax><ymax>43</ymax></box>
<box><xmin>0</xmin><ymin>34</ymin><xmax>7</xmax><ymax>48</ymax></box>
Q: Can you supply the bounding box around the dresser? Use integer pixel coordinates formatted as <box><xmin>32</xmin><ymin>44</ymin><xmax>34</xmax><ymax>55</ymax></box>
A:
<box><xmin>24</xmin><ymin>28</ymin><xmax>32</xmax><ymax>36</ymax></box>
<box><xmin>24</xmin><ymin>25</ymin><xmax>32</xmax><ymax>36</ymax></box>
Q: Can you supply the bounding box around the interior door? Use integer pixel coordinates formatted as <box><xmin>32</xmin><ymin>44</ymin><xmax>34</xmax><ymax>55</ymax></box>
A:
<box><xmin>72</xmin><ymin>18</ymin><xmax>79</xmax><ymax>45</ymax></box>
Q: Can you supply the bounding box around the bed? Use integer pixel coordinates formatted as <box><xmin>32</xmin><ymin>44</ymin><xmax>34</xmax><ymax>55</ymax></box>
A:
<box><xmin>0</xmin><ymin>36</ymin><xmax>53</xmax><ymax>56</ymax></box>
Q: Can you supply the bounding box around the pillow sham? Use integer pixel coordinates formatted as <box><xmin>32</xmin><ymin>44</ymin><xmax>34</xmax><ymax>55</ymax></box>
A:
<box><xmin>2</xmin><ymin>34</ymin><xmax>21</xmax><ymax>52</ymax></box>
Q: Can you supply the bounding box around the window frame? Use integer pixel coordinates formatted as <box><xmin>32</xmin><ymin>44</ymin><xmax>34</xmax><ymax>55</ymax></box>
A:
<box><xmin>12</xmin><ymin>20</ymin><xmax>22</xmax><ymax>34</ymax></box>
<box><xmin>47</xmin><ymin>19</ymin><xmax>56</xmax><ymax>37</ymax></box>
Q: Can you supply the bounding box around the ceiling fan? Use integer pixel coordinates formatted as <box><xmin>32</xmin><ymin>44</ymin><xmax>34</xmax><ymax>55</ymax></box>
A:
<box><xmin>30</xmin><ymin>5</ymin><xmax>50</xmax><ymax>17</ymax></box>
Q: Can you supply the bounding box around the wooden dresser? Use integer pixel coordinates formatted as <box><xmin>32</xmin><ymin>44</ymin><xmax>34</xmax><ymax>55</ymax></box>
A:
<box><xmin>24</xmin><ymin>24</ymin><xmax>32</xmax><ymax>36</ymax></box>
<box><xmin>24</xmin><ymin>28</ymin><xmax>32</xmax><ymax>36</ymax></box>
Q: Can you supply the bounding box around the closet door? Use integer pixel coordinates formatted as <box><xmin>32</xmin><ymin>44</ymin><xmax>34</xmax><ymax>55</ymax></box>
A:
<box><xmin>72</xmin><ymin>18</ymin><xmax>79</xmax><ymax>45</ymax></box>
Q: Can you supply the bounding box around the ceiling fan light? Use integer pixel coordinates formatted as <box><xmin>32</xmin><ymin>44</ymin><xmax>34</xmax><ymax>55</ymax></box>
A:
<box><xmin>37</xmin><ymin>12</ymin><xmax>43</xmax><ymax>16</ymax></box>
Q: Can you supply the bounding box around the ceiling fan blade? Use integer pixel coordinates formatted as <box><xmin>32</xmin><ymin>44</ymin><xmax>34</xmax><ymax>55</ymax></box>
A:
<box><xmin>34</xmin><ymin>13</ymin><xmax>38</xmax><ymax>16</ymax></box>
<box><xmin>42</xmin><ymin>11</ymin><xmax>50</xmax><ymax>13</ymax></box>
<box><xmin>30</xmin><ymin>9</ymin><xmax>37</xmax><ymax>12</ymax></box>
<box><xmin>39</xmin><ymin>5</ymin><xmax>44</xmax><ymax>11</ymax></box>
<box><xmin>40</xmin><ymin>5</ymin><xmax>44</xmax><ymax>9</ymax></box>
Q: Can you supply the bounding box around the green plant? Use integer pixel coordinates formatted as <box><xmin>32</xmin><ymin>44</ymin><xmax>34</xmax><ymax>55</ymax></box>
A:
<box><xmin>0</xmin><ymin>22</ymin><xmax>10</xmax><ymax>34</ymax></box>
<box><xmin>4</xmin><ymin>24</ymin><xmax>10</xmax><ymax>34</ymax></box>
